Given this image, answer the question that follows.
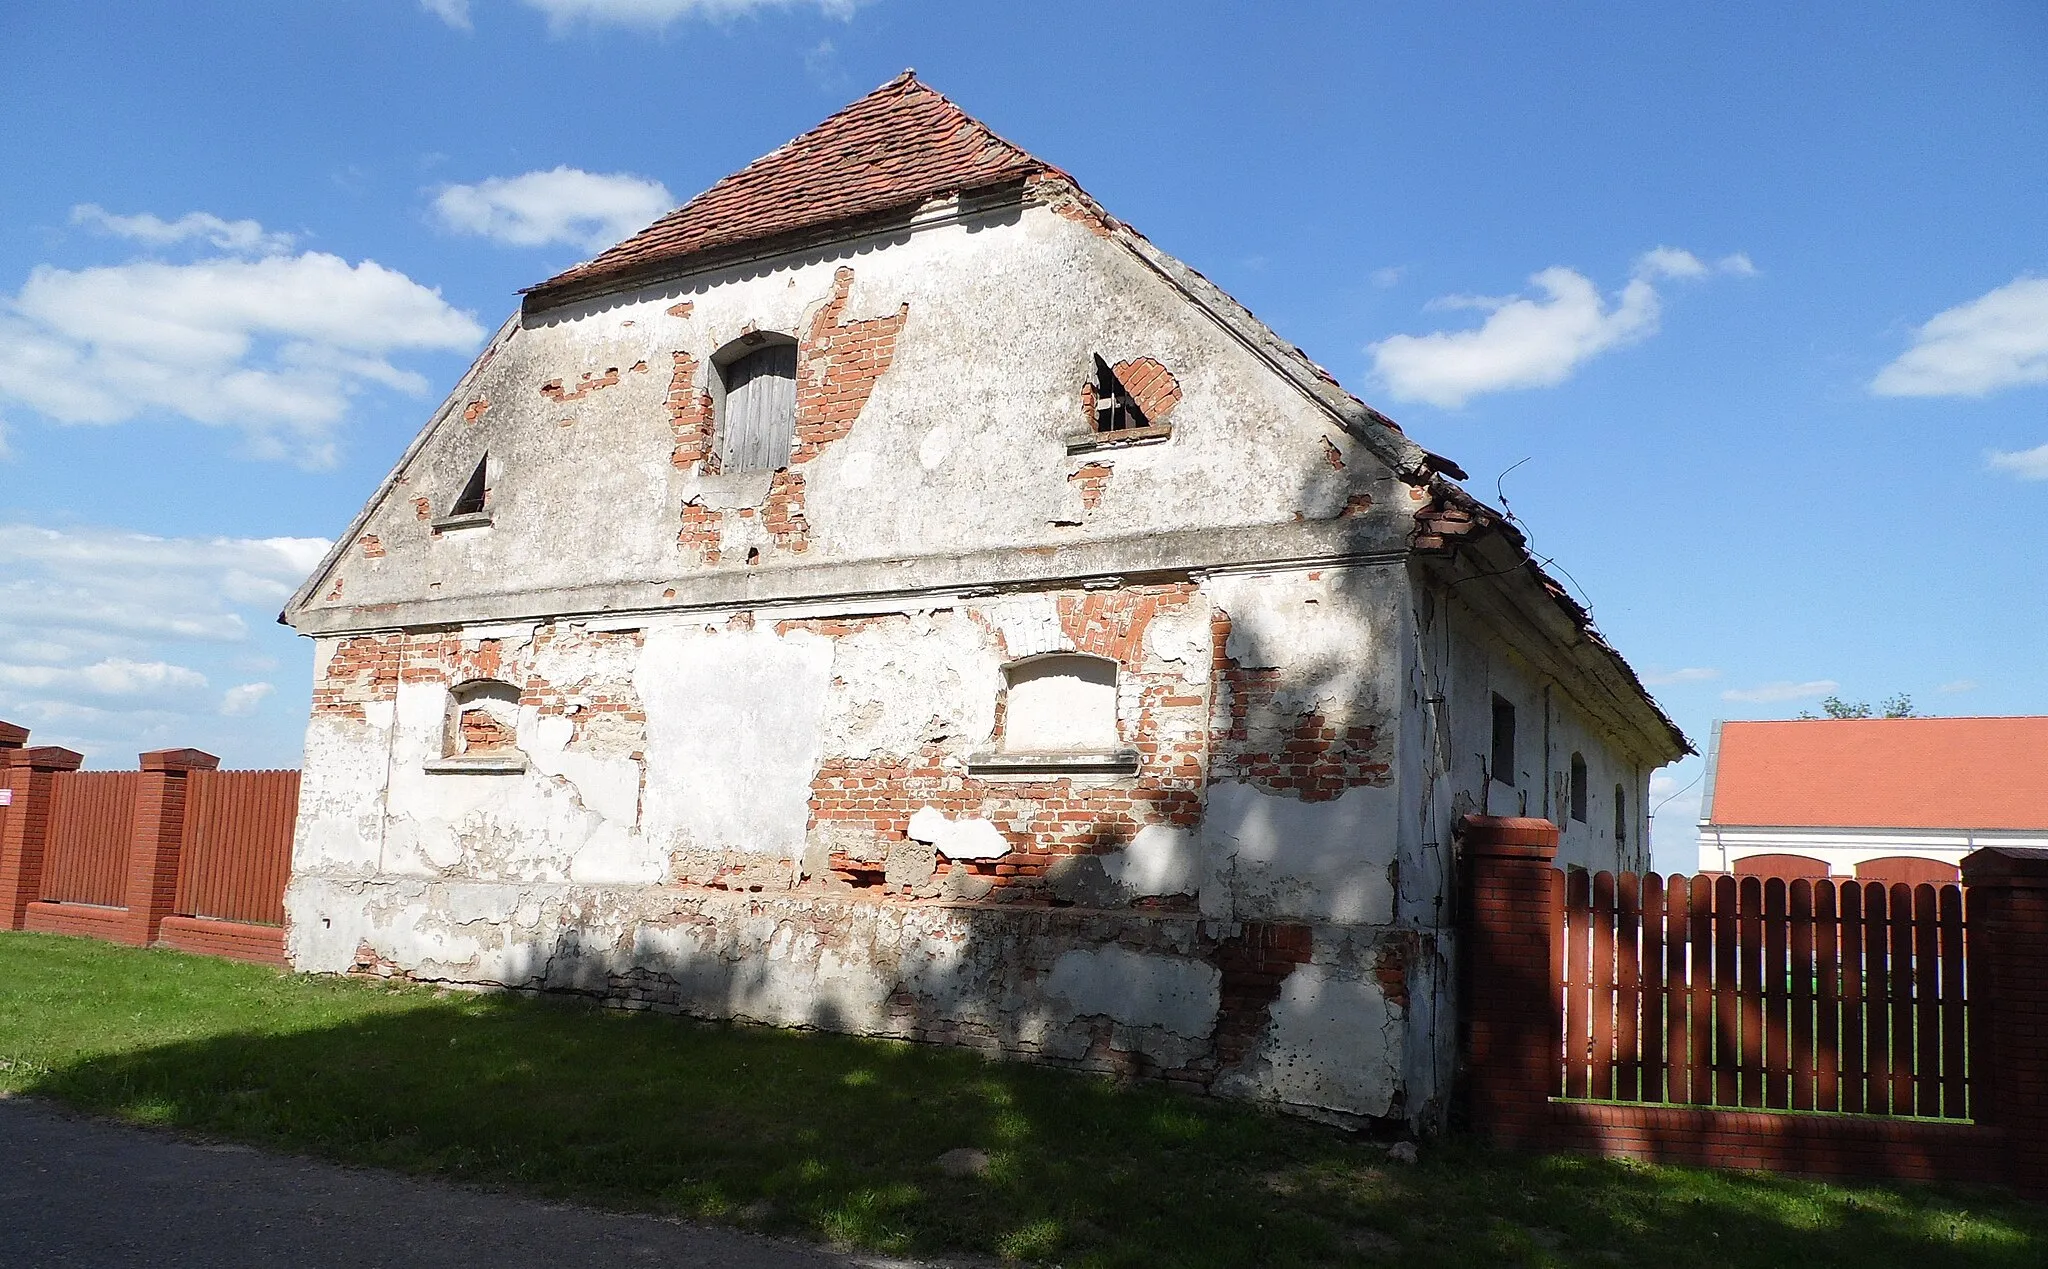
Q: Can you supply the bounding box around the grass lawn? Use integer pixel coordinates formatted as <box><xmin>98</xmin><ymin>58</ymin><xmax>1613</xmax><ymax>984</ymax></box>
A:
<box><xmin>2</xmin><ymin>931</ymin><xmax>2041</xmax><ymax>1267</ymax></box>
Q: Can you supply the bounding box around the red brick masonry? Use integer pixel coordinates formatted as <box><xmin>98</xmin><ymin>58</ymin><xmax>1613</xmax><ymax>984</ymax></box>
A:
<box><xmin>1458</xmin><ymin>814</ymin><xmax>2045</xmax><ymax>1197</ymax></box>
<box><xmin>0</xmin><ymin>727</ymin><xmax>293</xmax><ymax>970</ymax></box>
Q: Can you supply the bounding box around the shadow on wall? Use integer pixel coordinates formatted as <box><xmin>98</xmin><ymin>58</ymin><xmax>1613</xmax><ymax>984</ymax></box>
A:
<box><xmin>22</xmin><ymin>972</ymin><xmax>2041</xmax><ymax>1267</ymax></box>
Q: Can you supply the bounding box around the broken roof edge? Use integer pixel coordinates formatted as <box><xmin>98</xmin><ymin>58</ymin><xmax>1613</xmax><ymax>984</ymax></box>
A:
<box><xmin>1413</xmin><ymin>476</ymin><xmax>1694</xmax><ymax>762</ymax></box>
<box><xmin>279</xmin><ymin>313</ymin><xmax>525</xmax><ymax>630</ymax></box>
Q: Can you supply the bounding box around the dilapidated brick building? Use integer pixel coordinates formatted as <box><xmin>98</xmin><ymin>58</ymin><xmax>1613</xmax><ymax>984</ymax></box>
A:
<box><xmin>282</xmin><ymin>74</ymin><xmax>1687</xmax><ymax>1129</ymax></box>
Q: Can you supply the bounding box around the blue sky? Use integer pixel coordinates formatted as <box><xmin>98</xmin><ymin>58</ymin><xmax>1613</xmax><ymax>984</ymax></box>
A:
<box><xmin>1</xmin><ymin>1</ymin><xmax>2042</xmax><ymax>869</ymax></box>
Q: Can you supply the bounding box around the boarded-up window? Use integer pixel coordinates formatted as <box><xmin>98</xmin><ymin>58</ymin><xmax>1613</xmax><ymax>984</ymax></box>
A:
<box><xmin>1003</xmin><ymin>655</ymin><xmax>1119</xmax><ymax>753</ymax></box>
<box><xmin>718</xmin><ymin>343</ymin><xmax>798</xmax><ymax>472</ymax></box>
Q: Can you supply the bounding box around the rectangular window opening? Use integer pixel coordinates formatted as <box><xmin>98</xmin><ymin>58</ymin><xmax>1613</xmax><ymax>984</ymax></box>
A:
<box><xmin>1489</xmin><ymin>694</ymin><xmax>1516</xmax><ymax>787</ymax></box>
<box><xmin>450</xmin><ymin>456</ymin><xmax>488</xmax><ymax>517</ymax></box>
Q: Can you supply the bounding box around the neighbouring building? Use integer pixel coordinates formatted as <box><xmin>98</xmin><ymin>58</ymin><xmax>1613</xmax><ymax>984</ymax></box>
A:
<box><xmin>281</xmin><ymin>74</ymin><xmax>1687</xmax><ymax>1130</ymax></box>
<box><xmin>1698</xmin><ymin>716</ymin><xmax>2048</xmax><ymax>885</ymax></box>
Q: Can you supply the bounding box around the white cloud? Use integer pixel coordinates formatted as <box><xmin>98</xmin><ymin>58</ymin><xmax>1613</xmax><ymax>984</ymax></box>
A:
<box><xmin>1370</xmin><ymin>247</ymin><xmax>1753</xmax><ymax>408</ymax></box>
<box><xmin>1988</xmin><ymin>441</ymin><xmax>2048</xmax><ymax>480</ymax></box>
<box><xmin>0</xmin><ymin>522</ymin><xmax>328</xmax><ymax>761</ymax></box>
<box><xmin>220</xmin><ymin>682</ymin><xmax>276</xmax><ymax>717</ymax></box>
<box><xmin>1642</xmin><ymin>666</ymin><xmax>1720</xmax><ymax>687</ymax></box>
<box><xmin>1371</xmin><ymin>266</ymin><xmax>1406</xmax><ymax>289</ymax></box>
<box><xmin>1872</xmin><ymin>276</ymin><xmax>2048</xmax><ymax>398</ymax></box>
<box><xmin>421</xmin><ymin>0</ymin><xmax>473</xmax><ymax>28</ymax></box>
<box><xmin>433</xmin><ymin>167</ymin><xmax>674</xmax><ymax>253</ymax></box>
<box><xmin>0</xmin><ymin>524</ymin><xmax>329</xmax><ymax>649</ymax></box>
<box><xmin>70</xmin><ymin>204</ymin><xmax>294</xmax><ymax>255</ymax></box>
<box><xmin>520</xmin><ymin>0</ymin><xmax>859</xmax><ymax>30</ymax></box>
<box><xmin>1720</xmin><ymin>679</ymin><xmax>1839</xmax><ymax>704</ymax></box>
<box><xmin>0</xmin><ymin>658</ymin><xmax>208</xmax><ymax>700</ymax></box>
<box><xmin>1939</xmin><ymin>679</ymin><xmax>1979</xmax><ymax>694</ymax></box>
<box><xmin>1634</xmin><ymin>247</ymin><xmax>1709</xmax><ymax>280</ymax></box>
<box><xmin>1717</xmin><ymin>253</ymin><xmax>1758</xmax><ymax>277</ymax></box>
<box><xmin>0</xmin><ymin>223</ymin><xmax>483</xmax><ymax>466</ymax></box>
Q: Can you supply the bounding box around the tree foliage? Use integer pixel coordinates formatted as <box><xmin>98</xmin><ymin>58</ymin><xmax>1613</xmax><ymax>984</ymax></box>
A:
<box><xmin>1799</xmin><ymin>694</ymin><xmax>1916</xmax><ymax>720</ymax></box>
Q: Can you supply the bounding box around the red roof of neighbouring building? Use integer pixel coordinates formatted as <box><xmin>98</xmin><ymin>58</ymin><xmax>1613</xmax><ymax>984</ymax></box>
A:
<box><xmin>523</xmin><ymin>72</ymin><xmax>1058</xmax><ymax>311</ymax></box>
<box><xmin>1706</xmin><ymin>717</ymin><xmax>2048</xmax><ymax>831</ymax></box>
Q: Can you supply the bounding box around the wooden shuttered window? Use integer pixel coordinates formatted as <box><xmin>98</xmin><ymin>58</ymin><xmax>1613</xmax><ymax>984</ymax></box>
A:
<box><xmin>718</xmin><ymin>344</ymin><xmax>798</xmax><ymax>472</ymax></box>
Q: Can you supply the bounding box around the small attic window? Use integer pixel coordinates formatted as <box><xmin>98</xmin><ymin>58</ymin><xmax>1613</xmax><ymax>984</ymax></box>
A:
<box><xmin>717</xmin><ymin>339</ymin><xmax>798</xmax><ymax>472</ymax></box>
<box><xmin>1091</xmin><ymin>354</ymin><xmax>1147</xmax><ymax>434</ymax></box>
<box><xmin>1569</xmin><ymin>752</ymin><xmax>1589</xmax><ymax>822</ymax></box>
<box><xmin>450</xmin><ymin>456</ymin><xmax>488</xmax><ymax>517</ymax></box>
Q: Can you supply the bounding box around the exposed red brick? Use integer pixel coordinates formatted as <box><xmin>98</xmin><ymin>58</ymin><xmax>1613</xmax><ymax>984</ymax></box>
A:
<box><xmin>462</xmin><ymin>397</ymin><xmax>490</xmax><ymax>425</ymax></box>
<box><xmin>540</xmin><ymin>367</ymin><xmax>621</xmax><ymax>402</ymax></box>
<box><xmin>358</xmin><ymin>534</ymin><xmax>384</xmax><ymax>559</ymax></box>
<box><xmin>1110</xmin><ymin>357</ymin><xmax>1181</xmax><ymax>426</ymax></box>
<box><xmin>1068</xmin><ymin>462</ymin><xmax>1112</xmax><ymax>511</ymax></box>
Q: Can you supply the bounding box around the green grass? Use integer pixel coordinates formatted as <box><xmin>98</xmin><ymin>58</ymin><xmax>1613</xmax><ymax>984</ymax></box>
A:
<box><xmin>2</xmin><ymin>931</ymin><xmax>2042</xmax><ymax>1267</ymax></box>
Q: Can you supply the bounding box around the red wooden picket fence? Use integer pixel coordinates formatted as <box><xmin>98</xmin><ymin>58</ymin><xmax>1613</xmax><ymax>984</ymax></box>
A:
<box><xmin>175</xmin><ymin>770</ymin><xmax>299</xmax><ymax>926</ymax></box>
<box><xmin>1460</xmin><ymin>815</ymin><xmax>2048</xmax><ymax>1199</ymax></box>
<box><xmin>0</xmin><ymin>729</ymin><xmax>299</xmax><ymax>966</ymax></box>
<box><xmin>1558</xmin><ymin>870</ymin><xmax>1968</xmax><ymax>1120</ymax></box>
<box><xmin>38</xmin><ymin>772</ymin><xmax>139</xmax><ymax>908</ymax></box>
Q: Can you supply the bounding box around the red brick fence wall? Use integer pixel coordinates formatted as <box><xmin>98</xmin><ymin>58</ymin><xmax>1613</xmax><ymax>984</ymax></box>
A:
<box><xmin>0</xmin><ymin>723</ymin><xmax>298</xmax><ymax>967</ymax></box>
<box><xmin>1459</xmin><ymin>813</ymin><xmax>2048</xmax><ymax>1198</ymax></box>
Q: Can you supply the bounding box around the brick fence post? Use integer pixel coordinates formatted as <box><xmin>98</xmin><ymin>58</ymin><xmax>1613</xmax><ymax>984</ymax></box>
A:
<box><xmin>121</xmin><ymin>748</ymin><xmax>219</xmax><ymax>948</ymax></box>
<box><xmin>1961</xmin><ymin>846</ymin><xmax>2048</xmax><ymax>1200</ymax></box>
<box><xmin>1457</xmin><ymin>813</ymin><xmax>1562</xmax><ymax>1146</ymax></box>
<box><xmin>0</xmin><ymin>742</ymin><xmax>86</xmax><ymax>930</ymax></box>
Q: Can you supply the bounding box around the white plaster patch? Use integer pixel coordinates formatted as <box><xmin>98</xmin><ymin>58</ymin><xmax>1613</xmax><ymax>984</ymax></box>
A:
<box><xmin>1045</xmin><ymin>944</ymin><xmax>1219</xmax><ymax>1038</ymax></box>
<box><xmin>525</xmin><ymin>713</ymin><xmax>641</xmax><ymax>826</ymax></box>
<box><xmin>907</xmin><ymin>806</ymin><xmax>1011</xmax><ymax>860</ymax></box>
<box><xmin>635</xmin><ymin>625</ymin><xmax>833</xmax><ymax>858</ymax></box>
<box><xmin>1100</xmin><ymin>824</ymin><xmax>1198</xmax><ymax>896</ymax></box>
<box><xmin>1252</xmin><ymin>963</ymin><xmax>1398</xmax><ymax>1116</ymax></box>
<box><xmin>917</xmin><ymin>425</ymin><xmax>952</xmax><ymax>470</ymax></box>
<box><xmin>1202</xmin><ymin>780</ymin><xmax>1397</xmax><ymax>924</ymax></box>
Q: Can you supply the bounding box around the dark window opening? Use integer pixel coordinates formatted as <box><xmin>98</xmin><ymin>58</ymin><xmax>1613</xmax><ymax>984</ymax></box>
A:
<box><xmin>718</xmin><ymin>341</ymin><xmax>798</xmax><ymax>472</ymax></box>
<box><xmin>1569</xmin><ymin>752</ymin><xmax>1589</xmax><ymax>822</ymax></box>
<box><xmin>1489</xmin><ymin>694</ymin><xmax>1516</xmax><ymax>787</ymax></box>
<box><xmin>1614</xmin><ymin>785</ymin><xmax>1628</xmax><ymax>847</ymax></box>
<box><xmin>1091</xmin><ymin>354</ymin><xmax>1149</xmax><ymax>434</ymax></box>
<box><xmin>450</xmin><ymin>456</ymin><xmax>488</xmax><ymax>517</ymax></box>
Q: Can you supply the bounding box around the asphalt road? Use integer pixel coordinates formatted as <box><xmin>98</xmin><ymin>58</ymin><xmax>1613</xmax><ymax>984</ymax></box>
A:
<box><xmin>0</xmin><ymin>1096</ymin><xmax>942</xmax><ymax>1268</ymax></box>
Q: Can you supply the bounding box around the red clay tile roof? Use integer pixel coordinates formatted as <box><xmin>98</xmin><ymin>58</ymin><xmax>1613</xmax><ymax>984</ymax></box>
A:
<box><xmin>1707</xmin><ymin>717</ymin><xmax>2048</xmax><ymax>831</ymax></box>
<box><xmin>523</xmin><ymin>72</ymin><xmax>1057</xmax><ymax>311</ymax></box>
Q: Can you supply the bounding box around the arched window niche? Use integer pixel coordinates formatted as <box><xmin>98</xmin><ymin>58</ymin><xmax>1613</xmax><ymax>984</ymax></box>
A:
<box><xmin>968</xmin><ymin>653</ymin><xmax>1139</xmax><ymax>779</ymax></box>
<box><xmin>711</xmin><ymin>332</ymin><xmax>799</xmax><ymax>474</ymax></box>
<box><xmin>424</xmin><ymin>678</ymin><xmax>528</xmax><ymax>774</ymax></box>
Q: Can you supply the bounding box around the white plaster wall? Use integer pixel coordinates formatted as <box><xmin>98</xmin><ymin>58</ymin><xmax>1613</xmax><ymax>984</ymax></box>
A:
<box><xmin>1428</xmin><ymin>591</ymin><xmax>1655</xmax><ymax>875</ymax></box>
<box><xmin>303</xmin><ymin>201</ymin><xmax>1401</xmax><ymax>621</ymax></box>
<box><xmin>1200</xmin><ymin>567</ymin><xmax>1405</xmax><ymax>925</ymax></box>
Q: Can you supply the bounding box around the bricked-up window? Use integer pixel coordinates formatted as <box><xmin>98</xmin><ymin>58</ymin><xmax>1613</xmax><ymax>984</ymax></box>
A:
<box><xmin>446</xmin><ymin>679</ymin><xmax>520</xmax><ymax>758</ymax></box>
<box><xmin>1569</xmin><ymin>752</ymin><xmax>1589</xmax><ymax>822</ymax></box>
<box><xmin>717</xmin><ymin>340</ymin><xmax>798</xmax><ymax>472</ymax></box>
<box><xmin>1490</xmin><ymin>694</ymin><xmax>1516</xmax><ymax>787</ymax></box>
<box><xmin>450</xmin><ymin>456</ymin><xmax>488</xmax><ymax>517</ymax></box>
<box><xmin>1002</xmin><ymin>654</ymin><xmax>1119</xmax><ymax>753</ymax></box>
